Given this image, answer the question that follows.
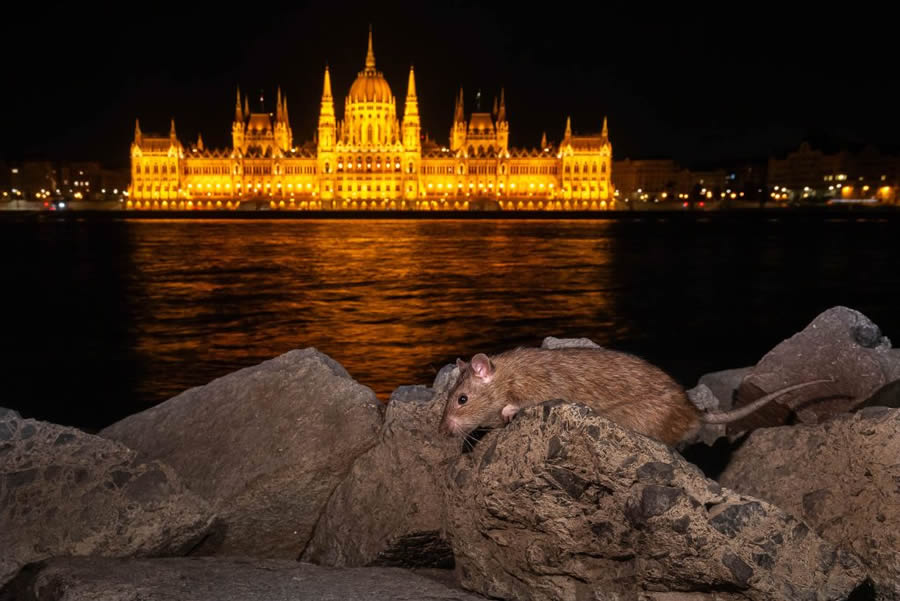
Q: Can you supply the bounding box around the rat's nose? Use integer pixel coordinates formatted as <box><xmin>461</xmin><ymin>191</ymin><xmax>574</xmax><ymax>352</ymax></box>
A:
<box><xmin>439</xmin><ymin>416</ymin><xmax>456</xmax><ymax>437</ymax></box>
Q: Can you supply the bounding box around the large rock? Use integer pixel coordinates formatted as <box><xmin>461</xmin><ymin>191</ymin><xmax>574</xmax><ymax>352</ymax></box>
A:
<box><xmin>100</xmin><ymin>348</ymin><xmax>383</xmax><ymax>558</ymax></box>
<box><xmin>720</xmin><ymin>407</ymin><xmax>900</xmax><ymax>600</ymax></box>
<box><xmin>444</xmin><ymin>402</ymin><xmax>867</xmax><ymax>601</ymax></box>
<box><xmin>303</xmin><ymin>385</ymin><xmax>459</xmax><ymax>567</ymax></box>
<box><xmin>732</xmin><ymin>306</ymin><xmax>900</xmax><ymax>432</ymax></box>
<box><xmin>0</xmin><ymin>411</ymin><xmax>213</xmax><ymax>587</ymax></box>
<box><xmin>0</xmin><ymin>557</ymin><xmax>486</xmax><ymax>601</ymax></box>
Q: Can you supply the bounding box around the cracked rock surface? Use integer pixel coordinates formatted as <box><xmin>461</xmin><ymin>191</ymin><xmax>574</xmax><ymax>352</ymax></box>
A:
<box><xmin>100</xmin><ymin>348</ymin><xmax>382</xmax><ymax>558</ymax></box>
<box><xmin>444</xmin><ymin>402</ymin><xmax>867</xmax><ymax>601</ymax></box>
<box><xmin>0</xmin><ymin>411</ymin><xmax>213</xmax><ymax>588</ymax></box>
<box><xmin>720</xmin><ymin>407</ymin><xmax>900</xmax><ymax>600</ymax></box>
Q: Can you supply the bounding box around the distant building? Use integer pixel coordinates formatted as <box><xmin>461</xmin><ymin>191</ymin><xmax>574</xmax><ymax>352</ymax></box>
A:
<box><xmin>768</xmin><ymin>142</ymin><xmax>898</xmax><ymax>203</ymax></box>
<box><xmin>128</xmin><ymin>29</ymin><xmax>614</xmax><ymax>211</ymax></box>
<box><xmin>612</xmin><ymin>159</ymin><xmax>687</xmax><ymax>200</ymax></box>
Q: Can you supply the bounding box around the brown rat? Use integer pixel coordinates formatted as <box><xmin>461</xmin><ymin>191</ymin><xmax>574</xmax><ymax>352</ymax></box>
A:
<box><xmin>439</xmin><ymin>347</ymin><xmax>831</xmax><ymax>446</ymax></box>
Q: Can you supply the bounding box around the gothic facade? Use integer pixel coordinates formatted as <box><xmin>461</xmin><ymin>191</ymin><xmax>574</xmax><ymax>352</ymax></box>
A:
<box><xmin>128</xmin><ymin>30</ymin><xmax>614</xmax><ymax>210</ymax></box>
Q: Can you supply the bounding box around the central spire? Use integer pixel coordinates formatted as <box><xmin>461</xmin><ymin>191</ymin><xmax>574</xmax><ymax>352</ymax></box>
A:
<box><xmin>365</xmin><ymin>25</ymin><xmax>376</xmax><ymax>71</ymax></box>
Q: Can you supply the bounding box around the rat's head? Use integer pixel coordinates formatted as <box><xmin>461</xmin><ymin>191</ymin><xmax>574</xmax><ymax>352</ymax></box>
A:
<box><xmin>439</xmin><ymin>353</ymin><xmax>506</xmax><ymax>437</ymax></box>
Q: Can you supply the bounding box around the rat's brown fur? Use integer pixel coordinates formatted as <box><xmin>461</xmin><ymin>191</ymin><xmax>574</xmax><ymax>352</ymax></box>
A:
<box><xmin>439</xmin><ymin>347</ymin><xmax>829</xmax><ymax>446</ymax></box>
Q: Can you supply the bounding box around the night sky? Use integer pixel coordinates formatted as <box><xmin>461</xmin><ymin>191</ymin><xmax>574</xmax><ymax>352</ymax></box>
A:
<box><xmin>2</xmin><ymin>2</ymin><xmax>896</xmax><ymax>169</ymax></box>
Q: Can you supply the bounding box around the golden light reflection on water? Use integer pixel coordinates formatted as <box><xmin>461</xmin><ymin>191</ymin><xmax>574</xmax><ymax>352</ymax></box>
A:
<box><xmin>125</xmin><ymin>219</ymin><xmax>620</xmax><ymax>403</ymax></box>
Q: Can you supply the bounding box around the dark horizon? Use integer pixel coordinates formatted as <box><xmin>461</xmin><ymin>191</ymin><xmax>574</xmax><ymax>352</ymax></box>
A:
<box><xmin>2</xmin><ymin>2</ymin><xmax>897</xmax><ymax>169</ymax></box>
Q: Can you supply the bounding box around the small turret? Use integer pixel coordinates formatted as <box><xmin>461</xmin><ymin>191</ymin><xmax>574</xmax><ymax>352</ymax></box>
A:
<box><xmin>564</xmin><ymin>116</ymin><xmax>572</xmax><ymax>140</ymax></box>
<box><xmin>196</xmin><ymin>133</ymin><xmax>204</xmax><ymax>151</ymax></box>
<box><xmin>134</xmin><ymin>119</ymin><xmax>142</xmax><ymax>146</ymax></box>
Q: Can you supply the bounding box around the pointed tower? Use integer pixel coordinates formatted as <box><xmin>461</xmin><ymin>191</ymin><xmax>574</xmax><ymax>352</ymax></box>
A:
<box><xmin>233</xmin><ymin>87</ymin><xmax>246</xmax><ymax>151</ymax></box>
<box><xmin>564</xmin><ymin>116</ymin><xmax>572</xmax><ymax>140</ymax></box>
<box><xmin>243</xmin><ymin>95</ymin><xmax>249</xmax><ymax>119</ymax></box>
<box><xmin>129</xmin><ymin>119</ymin><xmax>143</xmax><ymax>201</ymax></box>
<box><xmin>317</xmin><ymin>65</ymin><xmax>336</xmax><ymax>152</ymax></box>
<box><xmin>169</xmin><ymin>118</ymin><xmax>177</xmax><ymax>144</ymax></box>
<box><xmin>600</xmin><ymin>115</ymin><xmax>612</xmax><ymax>202</ymax></box>
<box><xmin>276</xmin><ymin>87</ymin><xmax>283</xmax><ymax>122</ymax></box>
<box><xmin>402</xmin><ymin>66</ymin><xmax>420</xmax><ymax>151</ymax></box>
<box><xmin>496</xmin><ymin>87</ymin><xmax>509</xmax><ymax>152</ymax></box>
<box><xmin>492</xmin><ymin>96</ymin><xmax>498</xmax><ymax>119</ymax></box>
<box><xmin>196</xmin><ymin>133</ymin><xmax>204</xmax><ymax>151</ymax></box>
<box><xmin>365</xmin><ymin>25</ymin><xmax>376</xmax><ymax>72</ymax></box>
<box><xmin>274</xmin><ymin>85</ymin><xmax>292</xmax><ymax>151</ymax></box>
<box><xmin>541</xmin><ymin>132</ymin><xmax>548</xmax><ymax>149</ymax></box>
<box><xmin>450</xmin><ymin>87</ymin><xmax>467</xmax><ymax>152</ymax></box>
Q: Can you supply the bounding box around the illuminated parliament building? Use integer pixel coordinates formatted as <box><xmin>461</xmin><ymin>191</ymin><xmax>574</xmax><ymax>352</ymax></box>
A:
<box><xmin>128</xmin><ymin>30</ymin><xmax>614</xmax><ymax>211</ymax></box>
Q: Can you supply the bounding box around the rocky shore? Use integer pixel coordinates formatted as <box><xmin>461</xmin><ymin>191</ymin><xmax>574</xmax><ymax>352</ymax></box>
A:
<box><xmin>2</xmin><ymin>306</ymin><xmax>899</xmax><ymax>600</ymax></box>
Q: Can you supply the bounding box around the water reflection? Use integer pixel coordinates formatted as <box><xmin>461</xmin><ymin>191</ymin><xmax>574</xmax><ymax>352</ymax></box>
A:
<box><xmin>124</xmin><ymin>219</ymin><xmax>620</xmax><ymax>412</ymax></box>
<box><xmin>3</xmin><ymin>216</ymin><xmax>899</xmax><ymax>431</ymax></box>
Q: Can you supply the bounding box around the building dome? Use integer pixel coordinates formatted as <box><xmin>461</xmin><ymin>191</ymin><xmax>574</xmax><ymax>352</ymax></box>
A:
<box><xmin>349</xmin><ymin>72</ymin><xmax>392</xmax><ymax>103</ymax></box>
<box><xmin>348</xmin><ymin>28</ymin><xmax>392</xmax><ymax>103</ymax></box>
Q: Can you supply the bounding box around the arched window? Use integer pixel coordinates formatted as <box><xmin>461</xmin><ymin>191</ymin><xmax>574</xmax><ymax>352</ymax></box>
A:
<box><xmin>325</xmin><ymin>162</ymin><xmax>331</xmax><ymax>174</ymax></box>
<box><xmin>408</xmin><ymin>162</ymin><xmax>414</xmax><ymax>174</ymax></box>
<box><xmin>592</xmin><ymin>163</ymin><xmax>598</xmax><ymax>173</ymax></box>
<box><xmin>573</xmin><ymin>164</ymin><xmax>579</xmax><ymax>174</ymax></box>
<box><xmin>153</xmin><ymin>164</ymin><xmax>158</xmax><ymax>174</ymax></box>
<box><xmin>583</xmin><ymin>163</ymin><xmax>588</xmax><ymax>174</ymax></box>
<box><xmin>367</xmin><ymin>124</ymin><xmax>373</xmax><ymax>144</ymax></box>
<box><xmin>601</xmin><ymin>162</ymin><xmax>607</xmax><ymax>174</ymax></box>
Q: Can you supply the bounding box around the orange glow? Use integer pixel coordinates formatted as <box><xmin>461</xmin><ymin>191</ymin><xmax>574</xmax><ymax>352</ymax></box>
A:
<box><xmin>127</xmin><ymin>30</ymin><xmax>613</xmax><ymax>210</ymax></box>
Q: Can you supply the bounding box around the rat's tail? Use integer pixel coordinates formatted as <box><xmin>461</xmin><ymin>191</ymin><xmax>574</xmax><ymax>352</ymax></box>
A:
<box><xmin>700</xmin><ymin>378</ymin><xmax>834</xmax><ymax>424</ymax></box>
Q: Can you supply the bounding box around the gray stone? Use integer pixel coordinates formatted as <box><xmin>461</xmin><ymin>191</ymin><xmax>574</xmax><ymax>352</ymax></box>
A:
<box><xmin>0</xmin><ymin>408</ymin><xmax>20</xmax><ymax>420</ymax></box>
<box><xmin>541</xmin><ymin>336</ymin><xmax>603</xmax><ymax>350</ymax></box>
<box><xmin>720</xmin><ymin>408</ymin><xmax>900</xmax><ymax>599</ymax></box>
<box><xmin>0</xmin><ymin>557</ymin><xmax>486</xmax><ymax>601</ymax></box>
<box><xmin>433</xmin><ymin>364</ymin><xmax>459</xmax><ymax>398</ymax></box>
<box><xmin>732</xmin><ymin>306</ymin><xmax>900</xmax><ymax>433</ymax></box>
<box><xmin>444</xmin><ymin>402</ymin><xmax>866</xmax><ymax>601</ymax></box>
<box><xmin>0</xmin><ymin>413</ymin><xmax>213</xmax><ymax>588</ymax></box>
<box><xmin>100</xmin><ymin>348</ymin><xmax>382</xmax><ymax>559</ymax></box>
<box><xmin>697</xmin><ymin>367</ymin><xmax>753</xmax><ymax>411</ymax></box>
<box><xmin>685</xmin><ymin>384</ymin><xmax>727</xmax><ymax>445</ymax></box>
<box><xmin>388</xmin><ymin>385</ymin><xmax>435</xmax><ymax>404</ymax></box>
<box><xmin>303</xmin><ymin>390</ymin><xmax>459</xmax><ymax>568</ymax></box>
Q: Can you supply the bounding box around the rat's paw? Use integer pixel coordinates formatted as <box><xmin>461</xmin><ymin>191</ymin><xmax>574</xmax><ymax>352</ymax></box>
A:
<box><xmin>501</xmin><ymin>404</ymin><xmax>520</xmax><ymax>424</ymax></box>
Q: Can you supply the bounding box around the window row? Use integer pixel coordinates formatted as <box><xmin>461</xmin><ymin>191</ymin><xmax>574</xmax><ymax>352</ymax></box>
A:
<box><xmin>337</xmin><ymin>184</ymin><xmax>403</xmax><ymax>192</ymax></box>
<box><xmin>564</xmin><ymin>162</ymin><xmax>607</xmax><ymax>174</ymax></box>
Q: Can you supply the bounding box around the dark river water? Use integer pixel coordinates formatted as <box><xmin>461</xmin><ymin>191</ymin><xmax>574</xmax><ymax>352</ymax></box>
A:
<box><xmin>2</xmin><ymin>213</ymin><xmax>899</xmax><ymax>431</ymax></box>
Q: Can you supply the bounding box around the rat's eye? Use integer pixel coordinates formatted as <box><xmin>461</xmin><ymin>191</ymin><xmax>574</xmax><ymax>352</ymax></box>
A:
<box><xmin>457</xmin><ymin>394</ymin><xmax>468</xmax><ymax>405</ymax></box>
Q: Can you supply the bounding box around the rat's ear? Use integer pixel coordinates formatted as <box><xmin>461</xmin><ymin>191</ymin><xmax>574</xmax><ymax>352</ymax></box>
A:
<box><xmin>456</xmin><ymin>358</ymin><xmax>468</xmax><ymax>372</ymax></box>
<box><xmin>471</xmin><ymin>353</ymin><xmax>495</xmax><ymax>381</ymax></box>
